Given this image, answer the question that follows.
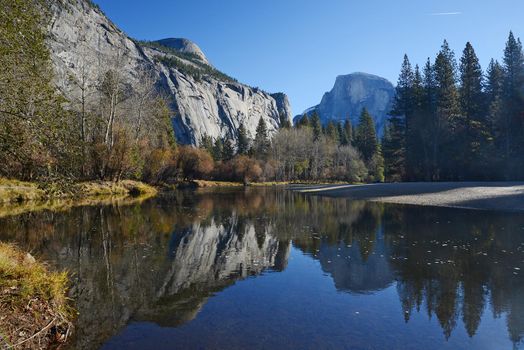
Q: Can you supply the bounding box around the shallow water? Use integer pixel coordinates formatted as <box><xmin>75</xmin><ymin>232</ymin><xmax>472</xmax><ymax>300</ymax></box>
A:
<box><xmin>1</xmin><ymin>188</ymin><xmax>524</xmax><ymax>349</ymax></box>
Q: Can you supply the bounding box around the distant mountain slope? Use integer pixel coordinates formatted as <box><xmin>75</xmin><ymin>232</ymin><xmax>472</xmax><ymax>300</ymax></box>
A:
<box><xmin>295</xmin><ymin>72</ymin><xmax>395</xmax><ymax>136</ymax></box>
<box><xmin>48</xmin><ymin>0</ymin><xmax>292</xmax><ymax>145</ymax></box>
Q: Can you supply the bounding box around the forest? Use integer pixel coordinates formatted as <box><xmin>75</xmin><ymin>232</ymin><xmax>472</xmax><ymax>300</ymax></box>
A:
<box><xmin>383</xmin><ymin>33</ymin><xmax>524</xmax><ymax>181</ymax></box>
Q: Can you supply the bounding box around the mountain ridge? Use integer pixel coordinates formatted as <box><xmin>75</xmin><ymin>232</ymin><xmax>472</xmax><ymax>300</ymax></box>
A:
<box><xmin>48</xmin><ymin>0</ymin><xmax>292</xmax><ymax>145</ymax></box>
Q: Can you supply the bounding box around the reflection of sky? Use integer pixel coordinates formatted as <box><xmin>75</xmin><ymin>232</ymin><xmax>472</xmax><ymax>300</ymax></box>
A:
<box><xmin>103</xmin><ymin>247</ymin><xmax>516</xmax><ymax>350</ymax></box>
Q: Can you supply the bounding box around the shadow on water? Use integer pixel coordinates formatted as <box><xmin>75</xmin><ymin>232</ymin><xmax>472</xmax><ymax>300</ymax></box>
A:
<box><xmin>1</xmin><ymin>188</ymin><xmax>524</xmax><ymax>349</ymax></box>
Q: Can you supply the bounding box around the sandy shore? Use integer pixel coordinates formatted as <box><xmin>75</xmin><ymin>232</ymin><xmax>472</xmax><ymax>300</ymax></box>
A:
<box><xmin>290</xmin><ymin>182</ymin><xmax>524</xmax><ymax>212</ymax></box>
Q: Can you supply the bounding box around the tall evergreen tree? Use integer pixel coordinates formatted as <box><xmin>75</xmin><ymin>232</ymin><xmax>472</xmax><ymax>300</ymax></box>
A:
<box><xmin>310</xmin><ymin>112</ymin><xmax>322</xmax><ymax>141</ymax></box>
<box><xmin>200</xmin><ymin>134</ymin><xmax>214</xmax><ymax>153</ymax></box>
<box><xmin>337</xmin><ymin>122</ymin><xmax>346</xmax><ymax>145</ymax></box>
<box><xmin>355</xmin><ymin>108</ymin><xmax>379</xmax><ymax>162</ymax></box>
<box><xmin>458</xmin><ymin>42</ymin><xmax>485</xmax><ymax>178</ymax></box>
<box><xmin>212</xmin><ymin>138</ymin><xmax>224</xmax><ymax>161</ymax></box>
<box><xmin>485</xmin><ymin>59</ymin><xmax>505</xmax><ymax>164</ymax></box>
<box><xmin>387</xmin><ymin>54</ymin><xmax>413</xmax><ymax>180</ymax></box>
<box><xmin>325</xmin><ymin>120</ymin><xmax>339</xmax><ymax>143</ymax></box>
<box><xmin>222</xmin><ymin>138</ymin><xmax>235</xmax><ymax>161</ymax></box>
<box><xmin>254</xmin><ymin>117</ymin><xmax>270</xmax><ymax>158</ymax></box>
<box><xmin>433</xmin><ymin>40</ymin><xmax>460</xmax><ymax>179</ymax></box>
<box><xmin>0</xmin><ymin>0</ymin><xmax>78</xmax><ymax>179</ymax></box>
<box><xmin>343</xmin><ymin>118</ymin><xmax>353</xmax><ymax>145</ymax></box>
<box><xmin>422</xmin><ymin>58</ymin><xmax>438</xmax><ymax>180</ymax></box>
<box><xmin>501</xmin><ymin>31</ymin><xmax>524</xmax><ymax>178</ymax></box>
<box><xmin>296</xmin><ymin>114</ymin><xmax>310</xmax><ymax>128</ymax></box>
<box><xmin>237</xmin><ymin>123</ymin><xmax>250</xmax><ymax>155</ymax></box>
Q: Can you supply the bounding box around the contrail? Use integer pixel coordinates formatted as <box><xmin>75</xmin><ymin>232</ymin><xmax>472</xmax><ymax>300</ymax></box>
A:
<box><xmin>430</xmin><ymin>12</ymin><xmax>462</xmax><ymax>16</ymax></box>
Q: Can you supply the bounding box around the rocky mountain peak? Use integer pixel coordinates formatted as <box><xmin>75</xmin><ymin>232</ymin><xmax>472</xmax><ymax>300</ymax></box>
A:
<box><xmin>296</xmin><ymin>72</ymin><xmax>395</xmax><ymax>136</ymax></box>
<box><xmin>155</xmin><ymin>38</ymin><xmax>209</xmax><ymax>64</ymax></box>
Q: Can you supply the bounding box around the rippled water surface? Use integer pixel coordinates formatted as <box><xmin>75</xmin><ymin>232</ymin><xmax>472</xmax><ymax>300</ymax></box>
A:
<box><xmin>2</xmin><ymin>188</ymin><xmax>524</xmax><ymax>349</ymax></box>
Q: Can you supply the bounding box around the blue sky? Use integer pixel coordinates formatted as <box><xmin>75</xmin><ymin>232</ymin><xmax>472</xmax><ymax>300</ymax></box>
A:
<box><xmin>92</xmin><ymin>0</ymin><xmax>524</xmax><ymax>115</ymax></box>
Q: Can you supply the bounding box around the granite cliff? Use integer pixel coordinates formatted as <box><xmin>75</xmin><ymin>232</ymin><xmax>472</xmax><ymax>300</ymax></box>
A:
<box><xmin>296</xmin><ymin>72</ymin><xmax>395</xmax><ymax>136</ymax></box>
<box><xmin>48</xmin><ymin>0</ymin><xmax>292</xmax><ymax>145</ymax></box>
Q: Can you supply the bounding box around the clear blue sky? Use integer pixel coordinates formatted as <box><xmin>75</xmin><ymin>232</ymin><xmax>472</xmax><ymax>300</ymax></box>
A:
<box><xmin>92</xmin><ymin>0</ymin><xmax>524</xmax><ymax>115</ymax></box>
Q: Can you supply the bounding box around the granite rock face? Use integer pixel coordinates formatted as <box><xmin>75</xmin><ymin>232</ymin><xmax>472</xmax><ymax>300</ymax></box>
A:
<box><xmin>296</xmin><ymin>72</ymin><xmax>395</xmax><ymax>136</ymax></box>
<box><xmin>155</xmin><ymin>38</ymin><xmax>210</xmax><ymax>64</ymax></box>
<box><xmin>48</xmin><ymin>0</ymin><xmax>292</xmax><ymax>145</ymax></box>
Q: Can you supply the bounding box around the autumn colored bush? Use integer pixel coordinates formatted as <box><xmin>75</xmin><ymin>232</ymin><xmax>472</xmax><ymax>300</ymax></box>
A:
<box><xmin>175</xmin><ymin>146</ymin><xmax>214</xmax><ymax>180</ymax></box>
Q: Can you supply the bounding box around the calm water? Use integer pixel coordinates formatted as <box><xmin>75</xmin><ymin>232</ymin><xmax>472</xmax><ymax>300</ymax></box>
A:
<box><xmin>2</xmin><ymin>188</ymin><xmax>524</xmax><ymax>349</ymax></box>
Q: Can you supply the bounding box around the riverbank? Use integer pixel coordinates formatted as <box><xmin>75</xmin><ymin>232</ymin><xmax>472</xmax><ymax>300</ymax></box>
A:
<box><xmin>291</xmin><ymin>182</ymin><xmax>524</xmax><ymax>212</ymax></box>
<box><xmin>188</xmin><ymin>180</ymin><xmax>355</xmax><ymax>188</ymax></box>
<box><xmin>0</xmin><ymin>178</ymin><xmax>157</xmax><ymax>204</ymax></box>
<box><xmin>0</xmin><ymin>243</ymin><xmax>73</xmax><ymax>349</ymax></box>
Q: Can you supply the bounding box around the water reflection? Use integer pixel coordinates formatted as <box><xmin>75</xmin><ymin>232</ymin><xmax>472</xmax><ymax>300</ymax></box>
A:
<box><xmin>1</xmin><ymin>189</ymin><xmax>524</xmax><ymax>349</ymax></box>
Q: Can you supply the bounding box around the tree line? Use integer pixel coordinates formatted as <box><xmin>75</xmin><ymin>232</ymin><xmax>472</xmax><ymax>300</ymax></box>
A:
<box><xmin>184</xmin><ymin>109</ymin><xmax>383</xmax><ymax>183</ymax></box>
<box><xmin>383</xmin><ymin>32</ymin><xmax>524</xmax><ymax>181</ymax></box>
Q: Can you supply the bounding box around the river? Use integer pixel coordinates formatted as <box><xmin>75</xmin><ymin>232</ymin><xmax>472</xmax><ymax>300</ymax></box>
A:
<box><xmin>1</xmin><ymin>188</ymin><xmax>523</xmax><ymax>349</ymax></box>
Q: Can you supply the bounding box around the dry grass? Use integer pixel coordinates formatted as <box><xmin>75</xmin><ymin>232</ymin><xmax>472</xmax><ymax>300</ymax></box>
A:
<box><xmin>76</xmin><ymin>180</ymin><xmax>157</xmax><ymax>197</ymax></box>
<box><xmin>0</xmin><ymin>178</ymin><xmax>157</xmax><ymax>202</ymax></box>
<box><xmin>192</xmin><ymin>180</ymin><xmax>245</xmax><ymax>188</ymax></box>
<box><xmin>0</xmin><ymin>179</ymin><xmax>45</xmax><ymax>204</ymax></box>
<box><xmin>0</xmin><ymin>243</ymin><xmax>73</xmax><ymax>349</ymax></box>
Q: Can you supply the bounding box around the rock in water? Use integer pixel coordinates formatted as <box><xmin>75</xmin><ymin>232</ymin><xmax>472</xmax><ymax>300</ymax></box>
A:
<box><xmin>295</xmin><ymin>72</ymin><xmax>395</xmax><ymax>136</ymax></box>
<box><xmin>46</xmin><ymin>0</ymin><xmax>292</xmax><ymax>146</ymax></box>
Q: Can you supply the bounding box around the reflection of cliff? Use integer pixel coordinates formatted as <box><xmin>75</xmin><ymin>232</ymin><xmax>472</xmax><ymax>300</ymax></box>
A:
<box><xmin>145</xmin><ymin>217</ymin><xmax>290</xmax><ymax>326</ymax></box>
<box><xmin>162</xmin><ymin>219</ymin><xmax>283</xmax><ymax>295</ymax></box>
<box><xmin>317</xmin><ymin>233</ymin><xmax>393</xmax><ymax>294</ymax></box>
<box><xmin>0</xmin><ymin>196</ymin><xmax>290</xmax><ymax>350</ymax></box>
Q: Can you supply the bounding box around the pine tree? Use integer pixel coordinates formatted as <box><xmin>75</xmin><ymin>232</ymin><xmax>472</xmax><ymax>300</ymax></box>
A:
<box><xmin>237</xmin><ymin>123</ymin><xmax>250</xmax><ymax>155</ymax></box>
<box><xmin>387</xmin><ymin>54</ymin><xmax>413</xmax><ymax>180</ymax></box>
<box><xmin>485</xmin><ymin>59</ymin><xmax>504</xmax><ymax>159</ymax></box>
<box><xmin>422</xmin><ymin>58</ymin><xmax>438</xmax><ymax>180</ymax></box>
<box><xmin>0</xmin><ymin>0</ymin><xmax>78</xmax><ymax>180</ymax></box>
<box><xmin>337</xmin><ymin>122</ymin><xmax>346</xmax><ymax>145</ymax></box>
<box><xmin>355</xmin><ymin>108</ymin><xmax>379</xmax><ymax>162</ymax></box>
<box><xmin>212</xmin><ymin>138</ymin><xmax>224</xmax><ymax>161</ymax></box>
<box><xmin>409</xmin><ymin>64</ymin><xmax>429</xmax><ymax>180</ymax></box>
<box><xmin>222</xmin><ymin>138</ymin><xmax>235</xmax><ymax>161</ymax></box>
<box><xmin>458</xmin><ymin>42</ymin><xmax>485</xmax><ymax>178</ymax></box>
<box><xmin>501</xmin><ymin>31</ymin><xmax>524</xmax><ymax>178</ymax></box>
<box><xmin>254</xmin><ymin>117</ymin><xmax>270</xmax><ymax>158</ymax></box>
<box><xmin>343</xmin><ymin>118</ymin><xmax>353</xmax><ymax>145</ymax></box>
<box><xmin>310</xmin><ymin>112</ymin><xmax>322</xmax><ymax>141</ymax></box>
<box><xmin>296</xmin><ymin>114</ymin><xmax>310</xmax><ymax>128</ymax></box>
<box><xmin>433</xmin><ymin>40</ymin><xmax>460</xmax><ymax>179</ymax></box>
<box><xmin>325</xmin><ymin>120</ymin><xmax>339</xmax><ymax>143</ymax></box>
<box><xmin>200</xmin><ymin>134</ymin><xmax>214</xmax><ymax>153</ymax></box>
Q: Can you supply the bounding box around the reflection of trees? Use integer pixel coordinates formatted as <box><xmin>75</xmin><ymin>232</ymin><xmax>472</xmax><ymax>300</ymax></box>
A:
<box><xmin>1</xmin><ymin>189</ymin><xmax>524</xmax><ymax>347</ymax></box>
<box><xmin>383</xmin><ymin>205</ymin><xmax>524</xmax><ymax>344</ymax></box>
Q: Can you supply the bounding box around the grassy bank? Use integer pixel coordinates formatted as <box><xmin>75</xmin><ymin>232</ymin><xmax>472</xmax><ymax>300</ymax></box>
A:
<box><xmin>0</xmin><ymin>178</ymin><xmax>157</xmax><ymax>204</ymax></box>
<box><xmin>76</xmin><ymin>180</ymin><xmax>157</xmax><ymax>198</ymax></box>
<box><xmin>0</xmin><ymin>243</ymin><xmax>73</xmax><ymax>349</ymax></box>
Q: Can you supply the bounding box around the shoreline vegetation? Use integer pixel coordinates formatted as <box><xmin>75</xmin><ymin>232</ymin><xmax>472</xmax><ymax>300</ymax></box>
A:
<box><xmin>0</xmin><ymin>178</ymin><xmax>157</xmax><ymax>204</ymax></box>
<box><xmin>0</xmin><ymin>243</ymin><xmax>73</xmax><ymax>349</ymax></box>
